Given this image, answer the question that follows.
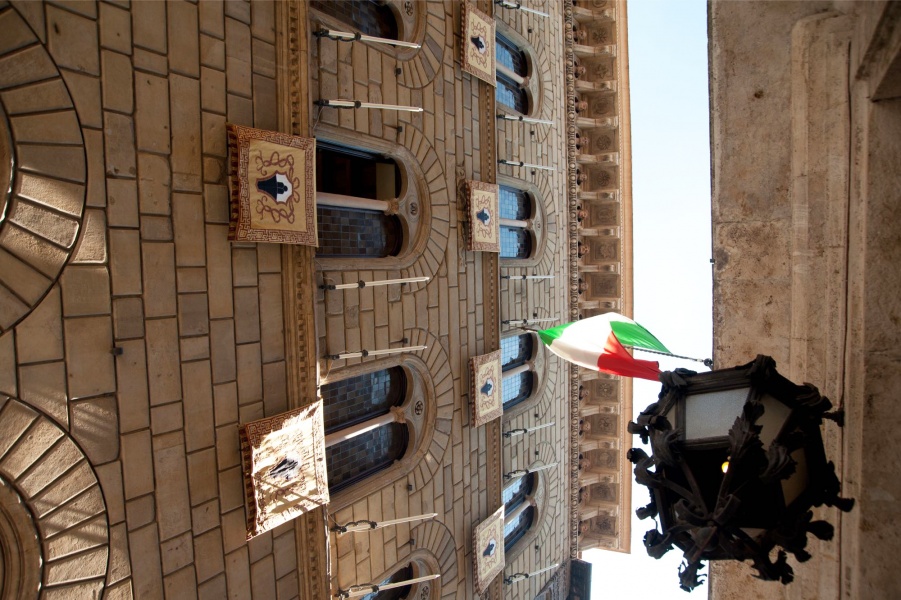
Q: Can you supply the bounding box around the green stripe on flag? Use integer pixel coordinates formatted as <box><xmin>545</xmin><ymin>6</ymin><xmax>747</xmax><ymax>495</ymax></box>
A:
<box><xmin>537</xmin><ymin>322</ymin><xmax>569</xmax><ymax>346</ymax></box>
<box><xmin>609</xmin><ymin>320</ymin><xmax>669</xmax><ymax>353</ymax></box>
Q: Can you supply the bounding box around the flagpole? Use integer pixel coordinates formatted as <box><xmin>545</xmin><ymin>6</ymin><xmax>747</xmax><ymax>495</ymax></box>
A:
<box><xmin>625</xmin><ymin>346</ymin><xmax>713</xmax><ymax>368</ymax></box>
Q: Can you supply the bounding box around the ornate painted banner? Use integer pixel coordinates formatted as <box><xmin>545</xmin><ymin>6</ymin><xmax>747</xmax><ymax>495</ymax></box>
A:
<box><xmin>461</xmin><ymin>3</ymin><xmax>496</xmax><ymax>86</ymax></box>
<box><xmin>226</xmin><ymin>124</ymin><xmax>318</xmax><ymax>245</ymax></box>
<box><xmin>238</xmin><ymin>401</ymin><xmax>329</xmax><ymax>539</ymax></box>
<box><xmin>472</xmin><ymin>504</ymin><xmax>506</xmax><ymax>594</ymax></box>
<box><xmin>465</xmin><ymin>180</ymin><xmax>500</xmax><ymax>253</ymax></box>
<box><xmin>470</xmin><ymin>349</ymin><xmax>503</xmax><ymax>427</ymax></box>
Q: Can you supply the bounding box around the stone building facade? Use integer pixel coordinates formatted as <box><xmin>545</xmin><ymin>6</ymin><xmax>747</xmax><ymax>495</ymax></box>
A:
<box><xmin>709</xmin><ymin>1</ymin><xmax>901</xmax><ymax>598</ymax></box>
<box><xmin>0</xmin><ymin>0</ymin><xmax>635</xmax><ymax>598</ymax></box>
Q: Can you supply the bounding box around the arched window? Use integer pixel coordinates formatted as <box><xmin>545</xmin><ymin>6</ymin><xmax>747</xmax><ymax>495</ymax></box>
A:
<box><xmin>322</xmin><ymin>367</ymin><xmax>410</xmax><ymax>493</ymax></box>
<box><xmin>362</xmin><ymin>563</ymin><xmax>413</xmax><ymax>600</ymax></box>
<box><xmin>310</xmin><ymin>0</ymin><xmax>399</xmax><ymax>40</ymax></box>
<box><xmin>503</xmin><ymin>473</ymin><xmax>536</xmax><ymax>552</ymax></box>
<box><xmin>495</xmin><ymin>33</ymin><xmax>529</xmax><ymax>113</ymax></box>
<box><xmin>501</xmin><ymin>334</ymin><xmax>534</xmax><ymax>409</ymax></box>
<box><xmin>316</xmin><ymin>143</ymin><xmax>403</xmax><ymax>258</ymax></box>
<box><xmin>499</xmin><ymin>186</ymin><xmax>533</xmax><ymax>259</ymax></box>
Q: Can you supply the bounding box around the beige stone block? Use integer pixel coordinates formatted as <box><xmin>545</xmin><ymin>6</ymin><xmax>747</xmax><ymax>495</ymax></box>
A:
<box><xmin>15</xmin><ymin>285</ymin><xmax>63</xmax><ymax>363</ymax></box>
<box><xmin>200</xmin><ymin>33</ymin><xmax>225</xmax><ymax>70</ymax></box>
<box><xmin>251</xmin><ymin>0</ymin><xmax>275</xmax><ymax>43</ymax></box>
<box><xmin>168</xmin><ymin>0</ymin><xmax>200</xmax><ymax>77</ymax></box>
<box><xmin>251</xmin><ymin>74</ymin><xmax>276</xmax><ymax>131</ymax></box>
<box><xmin>225</xmin><ymin>18</ymin><xmax>251</xmax><ymax>96</ymax></box>
<box><xmin>132</xmin><ymin>0</ymin><xmax>167</xmax><ymax>52</ymax></box>
<box><xmin>16</xmin><ymin>434</ymin><xmax>82</xmax><ymax>497</ymax></box>
<box><xmin>262</xmin><ymin>361</ymin><xmax>286</xmax><ymax>416</ymax></box>
<box><xmin>0</xmin><ymin>223</ymin><xmax>67</xmax><ymax>278</ymax></box>
<box><xmin>215</xmin><ymin>423</ymin><xmax>239</xmax><ymax>471</ymax></box>
<box><xmin>258</xmin><ymin>273</ymin><xmax>284</xmax><ymax>363</ymax></box>
<box><xmin>201</xmin><ymin>111</ymin><xmax>227</xmax><ymax>157</ymax></box>
<box><xmin>107</xmin><ymin>178</ymin><xmax>139</xmax><ymax>227</ymax></box>
<box><xmin>209</xmin><ymin>319</ymin><xmax>236</xmax><ymax>383</ymax></box>
<box><xmin>140</xmin><ymin>215</ymin><xmax>173</xmax><ymax>241</ymax></box>
<box><xmin>0</xmin><ymin>245</ymin><xmax>50</xmax><ymax>308</ymax></box>
<box><xmin>250</xmin><ymin>554</ymin><xmax>276</xmax><ymax>598</ymax></box>
<box><xmin>213</xmin><ymin>381</ymin><xmax>238</xmax><ymax>426</ymax></box>
<box><xmin>71</xmin><ymin>208</ymin><xmax>108</xmax><ymax>264</ymax></box>
<box><xmin>64</xmin><ymin>315</ymin><xmax>116</xmax><ymax>398</ymax></box>
<box><xmin>135</xmin><ymin>72</ymin><xmax>170</xmax><ymax>153</ymax></box>
<box><xmin>151</xmin><ymin>402</ymin><xmax>184</xmax><ymax>435</ymax></box>
<box><xmin>225</xmin><ymin>548</ymin><xmax>252</xmax><ymax>600</ymax></box>
<box><xmin>1</xmin><ymin>79</ymin><xmax>71</xmax><ymax>115</ymax></box>
<box><xmin>137</xmin><ymin>152</ymin><xmax>171</xmax><ymax>215</ymax></box>
<box><xmin>277</xmin><ymin>574</ymin><xmax>299</xmax><ymax>599</ymax></box>
<box><xmin>17</xmin><ymin>143</ymin><xmax>85</xmax><ymax>183</ymax></box>
<box><xmin>201</xmin><ymin>67</ymin><xmax>226</xmax><ymax>114</ymax></box>
<box><xmin>1</xmin><ymin>416</ymin><xmax>63</xmax><ymax>478</ymax></box>
<box><xmin>70</xmin><ymin>395</ymin><xmax>118</xmax><ymax>464</ymax></box>
<box><xmin>153</xmin><ymin>430</ymin><xmax>192</xmax><ymax>540</ymax></box>
<box><xmin>177</xmin><ymin>267</ymin><xmax>208</xmax><ymax>293</ymax></box>
<box><xmin>247</xmin><ymin>531</ymin><xmax>270</xmax><ymax>564</ymax></box>
<box><xmin>61</xmin><ymin>266</ymin><xmax>111</xmax><ymax>316</ymax></box>
<box><xmin>19</xmin><ymin>361</ymin><xmax>68</xmax><ymax>427</ymax></box>
<box><xmin>0</xmin><ymin>45</ymin><xmax>56</xmax><ymax>90</ymax></box>
<box><xmin>84</xmin><ymin>124</ymin><xmax>106</xmax><ymax>205</ymax></box>
<box><xmin>41</xmin><ymin>581</ymin><xmax>106</xmax><ymax>599</ymax></box>
<box><xmin>192</xmin><ymin>498</ymin><xmax>219</xmax><ymax>535</ymax></box>
<box><xmin>0</xmin><ymin>7</ymin><xmax>37</xmax><ymax>54</ymax></box>
<box><xmin>203</xmin><ymin>184</ymin><xmax>229</xmax><ymax>224</ymax></box>
<box><xmin>146</xmin><ymin>317</ymin><xmax>182</xmax><ymax>405</ymax></box>
<box><xmin>187</xmin><ymin>447</ymin><xmax>218</xmax><ymax>507</ymax></box>
<box><xmin>199</xmin><ymin>0</ymin><xmax>225</xmax><ymax>38</ymax></box>
<box><xmin>236</xmin><ymin>342</ymin><xmax>262</xmax><ymax>404</ymax></box>
<box><xmin>202</xmin><ymin>155</ymin><xmax>224</xmax><ymax>184</ymax></box>
<box><xmin>233</xmin><ymin>287</ymin><xmax>260</xmax><ymax>344</ymax></box>
<box><xmin>8</xmin><ymin>198</ymin><xmax>80</xmax><ymax>248</ymax></box>
<box><xmin>32</xmin><ymin>485</ymin><xmax>100</xmax><ymax>540</ymax></box>
<box><xmin>161</xmin><ymin>531</ymin><xmax>194</xmax><ymax>575</ymax></box>
<box><xmin>217</xmin><ymin>465</ymin><xmax>243</xmax><ymax>512</ymax></box>
<box><xmin>109</xmin><ymin>229</ymin><xmax>142</xmax><ymax>295</ymax></box>
<box><xmin>102</xmin><ymin>49</ymin><xmax>134</xmax><ymax>114</ymax></box>
<box><xmin>142</xmin><ymin>242</ymin><xmax>177</xmax><ymax>317</ymax></box>
<box><xmin>255</xmin><ymin>244</ymin><xmax>280</xmax><ymax>274</ymax></box>
<box><xmin>178</xmin><ymin>293</ymin><xmax>210</xmax><ymax>336</ymax></box>
<box><xmin>220</xmin><ymin>507</ymin><xmax>245</xmax><ymax>553</ymax></box>
<box><xmin>9</xmin><ymin>108</ymin><xmax>82</xmax><ymax>144</ymax></box>
<box><xmin>170</xmin><ymin>75</ymin><xmax>202</xmax><ymax>192</ymax></box>
<box><xmin>129</xmin><ymin>524</ymin><xmax>164</xmax><ymax>599</ymax></box>
<box><xmin>60</xmin><ymin>69</ymin><xmax>103</xmax><ymax>129</ymax></box>
<box><xmin>108</xmin><ymin>522</ymin><xmax>131</xmax><ymax>583</ymax></box>
<box><xmin>181</xmin><ymin>335</ymin><xmax>210</xmax><ymax>361</ymax></box>
<box><xmin>115</xmin><ymin>338</ymin><xmax>150</xmax><ymax>432</ymax></box>
<box><xmin>126</xmin><ymin>494</ymin><xmax>155</xmax><ymax>531</ymax></box>
<box><xmin>237</xmin><ymin>401</ymin><xmax>262</xmax><ymax>423</ymax></box>
<box><xmin>95</xmin><ymin>461</ymin><xmax>125</xmax><ymax>525</ymax></box>
<box><xmin>104</xmin><ymin>578</ymin><xmax>133</xmax><ymax>600</ymax></box>
<box><xmin>172</xmin><ymin>193</ymin><xmax>206</xmax><ymax>267</ymax></box>
<box><xmin>198</xmin><ymin>574</ymin><xmax>226</xmax><ymax>600</ymax></box>
<box><xmin>224</xmin><ymin>0</ymin><xmax>250</xmax><ymax>23</ymax></box>
<box><xmin>45</xmin><ymin>545</ymin><xmax>107</xmax><ymax>584</ymax></box>
<box><xmin>132</xmin><ymin>46</ymin><xmax>169</xmax><ymax>75</ymax></box>
<box><xmin>206</xmin><ymin>224</ymin><xmax>233</xmax><ymax>317</ymax></box>
<box><xmin>273</xmin><ymin>530</ymin><xmax>296</xmax><ymax>578</ymax></box>
<box><xmin>30</xmin><ymin>460</ymin><xmax>93</xmax><ymax>518</ymax></box>
<box><xmin>182</xmin><ymin>360</ymin><xmax>215</xmax><ymax>452</ymax></box>
<box><xmin>44</xmin><ymin>513</ymin><xmax>107</xmax><ymax>560</ymax></box>
<box><xmin>16</xmin><ymin>173</ymin><xmax>84</xmax><ymax>218</ymax></box>
<box><xmin>103</xmin><ymin>111</ymin><xmax>137</xmax><ymax>177</ymax></box>
<box><xmin>227</xmin><ymin>92</ymin><xmax>253</xmax><ymax>127</ymax></box>
<box><xmin>46</xmin><ymin>6</ymin><xmax>99</xmax><ymax>75</ymax></box>
<box><xmin>99</xmin><ymin>2</ymin><xmax>132</xmax><ymax>54</ymax></box>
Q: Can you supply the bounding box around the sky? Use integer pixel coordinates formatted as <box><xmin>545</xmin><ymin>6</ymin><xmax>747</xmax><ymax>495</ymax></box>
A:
<box><xmin>585</xmin><ymin>0</ymin><xmax>713</xmax><ymax>597</ymax></box>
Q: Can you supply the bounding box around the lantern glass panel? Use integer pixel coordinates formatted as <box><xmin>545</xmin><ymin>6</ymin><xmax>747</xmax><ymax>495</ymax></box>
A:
<box><xmin>757</xmin><ymin>393</ymin><xmax>792</xmax><ymax>448</ymax></box>
<box><xmin>684</xmin><ymin>387</ymin><xmax>750</xmax><ymax>441</ymax></box>
<box><xmin>782</xmin><ymin>447</ymin><xmax>809</xmax><ymax>506</ymax></box>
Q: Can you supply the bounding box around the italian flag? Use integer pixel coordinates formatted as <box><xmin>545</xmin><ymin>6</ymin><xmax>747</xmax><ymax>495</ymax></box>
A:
<box><xmin>537</xmin><ymin>313</ymin><xmax>668</xmax><ymax>381</ymax></box>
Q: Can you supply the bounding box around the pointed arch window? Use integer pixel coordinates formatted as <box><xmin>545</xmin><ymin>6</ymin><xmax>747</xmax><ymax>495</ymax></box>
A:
<box><xmin>499</xmin><ymin>185</ymin><xmax>533</xmax><ymax>259</ymax></box>
<box><xmin>503</xmin><ymin>473</ymin><xmax>537</xmax><ymax>552</ymax></box>
<box><xmin>315</xmin><ymin>142</ymin><xmax>403</xmax><ymax>258</ymax></box>
<box><xmin>310</xmin><ymin>0</ymin><xmax>399</xmax><ymax>40</ymax></box>
<box><xmin>495</xmin><ymin>33</ymin><xmax>530</xmax><ymax>113</ymax></box>
<box><xmin>322</xmin><ymin>367</ymin><xmax>409</xmax><ymax>493</ymax></box>
<box><xmin>501</xmin><ymin>334</ymin><xmax>534</xmax><ymax>409</ymax></box>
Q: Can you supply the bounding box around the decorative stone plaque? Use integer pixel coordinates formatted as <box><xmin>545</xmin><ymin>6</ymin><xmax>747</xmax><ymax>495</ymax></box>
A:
<box><xmin>473</xmin><ymin>504</ymin><xmax>506</xmax><ymax>594</ymax></box>
<box><xmin>226</xmin><ymin>124</ymin><xmax>317</xmax><ymax>245</ymax></box>
<box><xmin>461</xmin><ymin>3</ymin><xmax>496</xmax><ymax>86</ymax></box>
<box><xmin>470</xmin><ymin>349</ymin><xmax>503</xmax><ymax>427</ymax></box>
<box><xmin>465</xmin><ymin>180</ymin><xmax>500</xmax><ymax>253</ymax></box>
<box><xmin>239</xmin><ymin>401</ymin><xmax>329</xmax><ymax>539</ymax></box>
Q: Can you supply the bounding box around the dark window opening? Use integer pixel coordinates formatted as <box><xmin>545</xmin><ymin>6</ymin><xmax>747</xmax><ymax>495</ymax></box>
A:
<box><xmin>496</xmin><ymin>75</ymin><xmax>529</xmax><ymax>114</ymax></box>
<box><xmin>327</xmin><ymin>423</ymin><xmax>409</xmax><ymax>493</ymax></box>
<box><xmin>503</xmin><ymin>473</ymin><xmax>536</xmax><ymax>512</ymax></box>
<box><xmin>499</xmin><ymin>186</ymin><xmax>531</xmax><ymax>221</ymax></box>
<box><xmin>310</xmin><ymin>0</ymin><xmax>399</xmax><ymax>41</ymax></box>
<box><xmin>500</xmin><ymin>225</ymin><xmax>532</xmax><ymax>259</ymax></box>
<box><xmin>316</xmin><ymin>207</ymin><xmax>403</xmax><ymax>258</ymax></box>
<box><xmin>502</xmin><ymin>371</ymin><xmax>533</xmax><ymax>409</ymax></box>
<box><xmin>321</xmin><ymin>367</ymin><xmax>407</xmax><ymax>435</ymax></box>
<box><xmin>501</xmin><ymin>335</ymin><xmax>533</xmax><ymax>371</ymax></box>
<box><xmin>496</xmin><ymin>34</ymin><xmax>527</xmax><ymax>76</ymax></box>
<box><xmin>504</xmin><ymin>505</ymin><xmax>535</xmax><ymax>552</ymax></box>
<box><xmin>316</xmin><ymin>144</ymin><xmax>402</xmax><ymax>200</ymax></box>
<box><xmin>362</xmin><ymin>564</ymin><xmax>414</xmax><ymax>600</ymax></box>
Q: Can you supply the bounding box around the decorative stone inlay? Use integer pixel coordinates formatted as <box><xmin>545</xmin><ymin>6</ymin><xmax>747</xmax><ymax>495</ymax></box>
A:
<box><xmin>0</xmin><ymin>5</ymin><xmax>86</xmax><ymax>334</ymax></box>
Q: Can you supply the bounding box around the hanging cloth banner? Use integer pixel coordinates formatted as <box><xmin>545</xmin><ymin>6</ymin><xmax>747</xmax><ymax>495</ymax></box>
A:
<box><xmin>537</xmin><ymin>312</ymin><xmax>668</xmax><ymax>381</ymax></box>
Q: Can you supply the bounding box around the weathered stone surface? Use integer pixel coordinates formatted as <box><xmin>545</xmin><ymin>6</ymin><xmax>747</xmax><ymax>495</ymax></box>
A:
<box><xmin>181</xmin><ymin>359</ymin><xmax>214</xmax><ymax>452</ymax></box>
<box><xmin>145</xmin><ymin>317</ymin><xmax>182</xmax><ymax>405</ymax></box>
<box><xmin>46</xmin><ymin>5</ymin><xmax>100</xmax><ymax>75</ymax></box>
<box><xmin>71</xmin><ymin>209</ymin><xmax>108</xmax><ymax>264</ymax></box>
<box><xmin>61</xmin><ymin>266</ymin><xmax>111</xmax><ymax>317</ymax></box>
<box><xmin>70</xmin><ymin>395</ymin><xmax>119</xmax><ymax>464</ymax></box>
<box><xmin>14</xmin><ymin>284</ymin><xmax>63</xmax><ymax>363</ymax></box>
<box><xmin>64</xmin><ymin>316</ymin><xmax>116</xmax><ymax>398</ymax></box>
<box><xmin>19</xmin><ymin>361</ymin><xmax>68</xmax><ymax>427</ymax></box>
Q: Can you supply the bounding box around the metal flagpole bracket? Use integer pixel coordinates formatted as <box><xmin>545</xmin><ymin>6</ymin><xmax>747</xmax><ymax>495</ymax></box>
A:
<box><xmin>314</xmin><ymin>28</ymin><xmax>362</xmax><ymax>42</ymax></box>
<box><xmin>503</xmin><ymin>573</ymin><xmax>529</xmax><ymax>585</ymax></box>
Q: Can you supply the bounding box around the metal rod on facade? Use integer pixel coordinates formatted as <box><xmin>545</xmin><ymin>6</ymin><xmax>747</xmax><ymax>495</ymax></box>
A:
<box><xmin>315</xmin><ymin>99</ymin><xmax>423</xmax><ymax>113</ymax></box>
<box><xmin>501</xmin><ymin>318</ymin><xmax>558</xmax><ymax>326</ymax></box>
<box><xmin>503</xmin><ymin>563</ymin><xmax>560</xmax><ymax>585</ymax></box>
<box><xmin>495</xmin><ymin>0</ymin><xmax>549</xmax><ymax>18</ymax></box>
<box><xmin>497</xmin><ymin>114</ymin><xmax>554</xmax><ymax>125</ymax></box>
<box><xmin>504</xmin><ymin>462</ymin><xmax>557</xmax><ymax>480</ymax></box>
<box><xmin>314</xmin><ymin>28</ymin><xmax>422</xmax><ymax>49</ymax></box>
<box><xmin>336</xmin><ymin>574</ymin><xmax>441</xmax><ymax>599</ymax></box>
<box><xmin>328</xmin><ymin>346</ymin><xmax>427</xmax><ymax>360</ymax></box>
<box><xmin>321</xmin><ymin>276</ymin><xmax>430</xmax><ymax>290</ymax></box>
<box><xmin>331</xmin><ymin>513</ymin><xmax>438</xmax><ymax>535</ymax></box>
<box><xmin>624</xmin><ymin>346</ymin><xmax>714</xmax><ymax>368</ymax></box>
<box><xmin>500</xmin><ymin>274</ymin><xmax>554</xmax><ymax>281</ymax></box>
<box><xmin>498</xmin><ymin>159</ymin><xmax>556</xmax><ymax>171</ymax></box>
<box><xmin>503</xmin><ymin>422</ymin><xmax>555</xmax><ymax>438</ymax></box>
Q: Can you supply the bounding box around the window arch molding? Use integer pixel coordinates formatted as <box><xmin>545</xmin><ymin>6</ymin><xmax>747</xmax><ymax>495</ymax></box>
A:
<box><xmin>309</xmin><ymin>1</ymin><xmax>425</xmax><ymax>57</ymax></box>
<box><xmin>499</xmin><ymin>331</ymin><xmax>548</xmax><ymax>423</ymax></box>
<box><xmin>494</xmin><ymin>20</ymin><xmax>543</xmax><ymax>117</ymax></box>
<box><xmin>503</xmin><ymin>442</ymin><xmax>556</xmax><ymax>565</ymax></box>
<box><xmin>496</xmin><ymin>174</ymin><xmax>548</xmax><ymax>266</ymax></box>
<box><xmin>313</xmin><ymin>125</ymin><xmax>432</xmax><ymax>272</ymax></box>
<box><xmin>354</xmin><ymin>550</ymin><xmax>442</xmax><ymax>600</ymax></box>
<box><xmin>501</xmin><ymin>459</ymin><xmax>549</xmax><ymax>563</ymax></box>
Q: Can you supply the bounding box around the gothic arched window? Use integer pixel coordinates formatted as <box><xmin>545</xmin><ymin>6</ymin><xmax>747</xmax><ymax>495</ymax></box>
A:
<box><xmin>501</xmin><ymin>334</ymin><xmax>534</xmax><ymax>409</ymax></box>
<box><xmin>322</xmin><ymin>367</ymin><xmax>409</xmax><ymax>493</ymax></box>
<box><xmin>316</xmin><ymin>143</ymin><xmax>403</xmax><ymax>258</ymax></box>
<box><xmin>503</xmin><ymin>473</ymin><xmax>537</xmax><ymax>552</ymax></box>
<box><xmin>495</xmin><ymin>33</ymin><xmax>529</xmax><ymax>113</ymax></box>
<box><xmin>310</xmin><ymin>0</ymin><xmax>399</xmax><ymax>40</ymax></box>
<box><xmin>499</xmin><ymin>185</ymin><xmax>533</xmax><ymax>259</ymax></box>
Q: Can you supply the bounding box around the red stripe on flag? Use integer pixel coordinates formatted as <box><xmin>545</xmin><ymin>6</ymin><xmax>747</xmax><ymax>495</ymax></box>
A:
<box><xmin>597</xmin><ymin>332</ymin><xmax>661</xmax><ymax>381</ymax></box>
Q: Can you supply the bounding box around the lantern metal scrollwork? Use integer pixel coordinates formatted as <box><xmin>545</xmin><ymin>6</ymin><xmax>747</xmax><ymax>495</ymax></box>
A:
<box><xmin>628</xmin><ymin>355</ymin><xmax>853</xmax><ymax>592</ymax></box>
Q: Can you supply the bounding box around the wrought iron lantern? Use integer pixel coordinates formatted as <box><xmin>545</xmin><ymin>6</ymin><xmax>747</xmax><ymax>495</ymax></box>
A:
<box><xmin>628</xmin><ymin>355</ymin><xmax>853</xmax><ymax>592</ymax></box>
